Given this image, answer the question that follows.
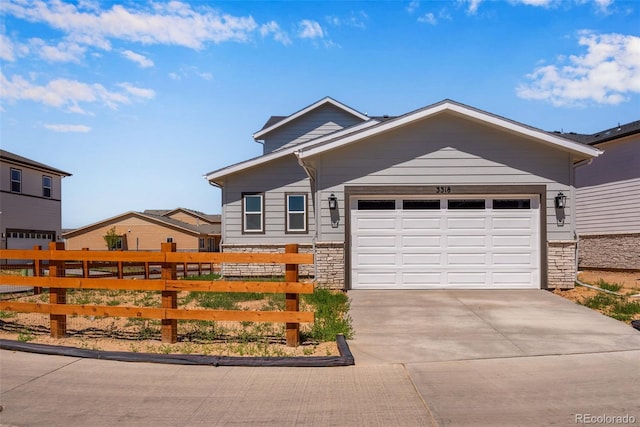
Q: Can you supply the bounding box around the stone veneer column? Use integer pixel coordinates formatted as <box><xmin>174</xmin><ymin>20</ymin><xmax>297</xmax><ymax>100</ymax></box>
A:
<box><xmin>547</xmin><ymin>241</ymin><xmax>577</xmax><ymax>289</ymax></box>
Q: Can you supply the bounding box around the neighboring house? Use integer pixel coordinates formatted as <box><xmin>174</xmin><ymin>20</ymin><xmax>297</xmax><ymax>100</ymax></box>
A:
<box><xmin>0</xmin><ymin>150</ymin><xmax>71</xmax><ymax>250</ymax></box>
<box><xmin>63</xmin><ymin>208</ymin><xmax>221</xmax><ymax>252</ymax></box>
<box><xmin>569</xmin><ymin>121</ymin><xmax>640</xmax><ymax>271</ymax></box>
<box><xmin>205</xmin><ymin>97</ymin><xmax>602</xmax><ymax>290</ymax></box>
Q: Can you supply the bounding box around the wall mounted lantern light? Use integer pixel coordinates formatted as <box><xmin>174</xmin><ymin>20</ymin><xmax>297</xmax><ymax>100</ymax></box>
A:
<box><xmin>328</xmin><ymin>193</ymin><xmax>338</xmax><ymax>210</ymax></box>
<box><xmin>554</xmin><ymin>192</ymin><xmax>567</xmax><ymax>209</ymax></box>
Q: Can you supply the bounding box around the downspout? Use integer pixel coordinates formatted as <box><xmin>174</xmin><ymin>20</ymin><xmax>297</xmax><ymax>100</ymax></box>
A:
<box><xmin>296</xmin><ymin>151</ymin><xmax>319</xmax><ymax>283</ymax></box>
<box><xmin>571</xmin><ymin>157</ymin><xmax>594</xmax><ymax>278</ymax></box>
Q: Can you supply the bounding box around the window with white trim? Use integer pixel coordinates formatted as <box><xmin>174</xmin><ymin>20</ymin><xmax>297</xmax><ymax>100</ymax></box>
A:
<box><xmin>43</xmin><ymin>175</ymin><xmax>52</xmax><ymax>198</ymax></box>
<box><xmin>286</xmin><ymin>194</ymin><xmax>307</xmax><ymax>233</ymax></box>
<box><xmin>243</xmin><ymin>193</ymin><xmax>264</xmax><ymax>233</ymax></box>
<box><xmin>11</xmin><ymin>168</ymin><xmax>21</xmax><ymax>193</ymax></box>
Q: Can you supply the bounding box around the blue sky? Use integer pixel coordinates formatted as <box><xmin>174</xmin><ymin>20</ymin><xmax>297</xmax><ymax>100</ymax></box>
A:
<box><xmin>1</xmin><ymin>0</ymin><xmax>639</xmax><ymax>229</ymax></box>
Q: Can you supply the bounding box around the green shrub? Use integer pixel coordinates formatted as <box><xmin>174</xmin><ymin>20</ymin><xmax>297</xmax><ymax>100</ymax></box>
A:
<box><xmin>596</xmin><ymin>279</ymin><xmax>623</xmax><ymax>293</ymax></box>
<box><xmin>303</xmin><ymin>288</ymin><xmax>353</xmax><ymax>341</ymax></box>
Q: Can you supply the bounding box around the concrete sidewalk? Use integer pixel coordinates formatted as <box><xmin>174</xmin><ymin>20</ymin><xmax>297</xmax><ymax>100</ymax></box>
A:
<box><xmin>2</xmin><ymin>289</ymin><xmax>639</xmax><ymax>426</ymax></box>
<box><xmin>0</xmin><ymin>350</ymin><xmax>435</xmax><ymax>426</ymax></box>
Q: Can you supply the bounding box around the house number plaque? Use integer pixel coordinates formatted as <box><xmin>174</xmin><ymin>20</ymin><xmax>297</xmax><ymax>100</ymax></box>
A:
<box><xmin>435</xmin><ymin>186</ymin><xmax>452</xmax><ymax>194</ymax></box>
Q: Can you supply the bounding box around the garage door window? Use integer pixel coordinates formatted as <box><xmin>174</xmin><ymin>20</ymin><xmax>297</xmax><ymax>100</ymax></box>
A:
<box><xmin>403</xmin><ymin>200</ymin><xmax>440</xmax><ymax>210</ymax></box>
<box><xmin>493</xmin><ymin>199</ymin><xmax>531</xmax><ymax>209</ymax></box>
<box><xmin>357</xmin><ymin>200</ymin><xmax>395</xmax><ymax>210</ymax></box>
<box><xmin>448</xmin><ymin>199</ymin><xmax>485</xmax><ymax>209</ymax></box>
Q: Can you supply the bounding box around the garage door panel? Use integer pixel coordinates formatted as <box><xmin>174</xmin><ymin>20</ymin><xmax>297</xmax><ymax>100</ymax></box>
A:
<box><xmin>400</xmin><ymin>217</ymin><xmax>442</xmax><ymax>229</ymax></box>
<box><xmin>492</xmin><ymin>272</ymin><xmax>535</xmax><ymax>286</ymax></box>
<box><xmin>402</xmin><ymin>272</ymin><xmax>443</xmax><ymax>285</ymax></box>
<box><xmin>356</xmin><ymin>235</ymin><xmax>397</xmax><ymax>248</ymax></box>
<box><xmin>354</xmin><ymin>272</ymin><xmax>398</xmax><ymax>287</ymax></box>
<box><xmin>447</xmin><ymin>253</ymin><xmax>486</xmax><ymax>265</ymax></box>
<box><xmin>402</xmin><ymin>235</ymin><xmax>441</xmax><ymax>247</ymax></box>
<box><xmin>447</xmin><ymin>217</ymin><xmax>486</xmax><ymax>229</ymax></box>
<box><xmin>447</xmin><ymin>272</ymin><xmax>488</xmax><ymax>286</ymax></box>
<box><xmin>492</xmin><ymin>235</ymin><xmax>532</xmax><ymax>247</ymax></box>
<box><xmin>355</xmin><ymin>217</ymin><xmax>396</xmax><ymax>230</ymax></box>
<box><xmin>491</xmin><ymin>219</ymin><xmax>533</xmax><ymax>231</ymax></box>
<box><xmin>355</xmin><ymin>254</ymin><xmax>396</xmax><ymax>266</ymax></box>
<box><xmin>447</xmin><ymin>236</ymin><xmax>486</xmax><ymax>247</ymax></box>
<box><xmin>492</xmin><ymin>252</ymin><xmax>535</xmax><ymax>265</ymax></box>
<box><xmin>402</xmin><ymin>253</ymin><xmax>442</xmax><ymax>265</ymax></box>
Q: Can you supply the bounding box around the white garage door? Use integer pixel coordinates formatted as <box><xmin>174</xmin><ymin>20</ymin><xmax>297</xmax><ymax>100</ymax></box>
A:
<box><xmin>351</xmin><ymin>196</ymin><xmax>540</xmax><ymax>289</ymax></box>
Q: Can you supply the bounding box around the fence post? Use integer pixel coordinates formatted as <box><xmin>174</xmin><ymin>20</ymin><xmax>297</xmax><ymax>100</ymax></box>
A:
<box><xmin>285</xmin><ymin>244</ymin><xmax>300</xmax><ymax>347</ymax></box>
<box><xmin>49</xmin><ymin>241</ymin><xmax>66</xmax><ymax>339</ymax></box>
<box><xmin>82</xmin><ymin>248</ymin><xmax>89</xmax><ymax>278</ymax></box>
<box><xmin>33</xmin><ymin>245</ymin><xmax>42</xmax><ymax>295</ymax></box>
<box><xmin>161</xmin><ymin>242</ymin><xmax>177</xmax><ymax>343</ymax></box>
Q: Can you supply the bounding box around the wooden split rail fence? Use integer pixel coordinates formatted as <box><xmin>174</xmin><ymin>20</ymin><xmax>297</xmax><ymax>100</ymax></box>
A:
<box><xmin>0</xmin><ymin>243</ymin><xmax>314</xmax><ymax>346</ymax></box>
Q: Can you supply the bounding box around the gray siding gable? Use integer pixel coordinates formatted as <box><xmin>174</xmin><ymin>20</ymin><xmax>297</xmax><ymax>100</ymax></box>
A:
<box><xmin>259</xmin><ymin>103</ymin><xmax>368</xmax><ymax>154</ymax></box>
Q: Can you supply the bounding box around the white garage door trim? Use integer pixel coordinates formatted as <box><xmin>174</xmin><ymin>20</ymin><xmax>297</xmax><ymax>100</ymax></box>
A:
<box><xmin>350</xmin><ymin>195</ymin><xmax>540</xmax><ymax>289</ymax></box>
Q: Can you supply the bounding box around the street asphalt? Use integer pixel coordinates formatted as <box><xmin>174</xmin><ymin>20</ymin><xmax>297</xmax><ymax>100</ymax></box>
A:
<box><xmin>1</xmin><ymin>289</ymin><xmax>639</xmax><ymax>426</ymax></box>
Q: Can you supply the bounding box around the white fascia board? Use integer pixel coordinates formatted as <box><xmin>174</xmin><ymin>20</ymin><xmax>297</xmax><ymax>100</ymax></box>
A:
<box><xmin>205</xmin><ymin>119</ymin><xmax>380</xmax><ymax>183</ymax></box>
<box><xmin>298</xmin><ymin>101</ymin><xmax>602</xmax><ymax>160</ymax></box>
<box><xmin>252</xmin><ymin>97</ymin><xmax>370</xmax><ymax>140</ymax></box>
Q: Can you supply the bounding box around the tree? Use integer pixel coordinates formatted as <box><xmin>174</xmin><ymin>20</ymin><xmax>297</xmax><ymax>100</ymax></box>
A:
<box><xmin>103</xmin><ymin>226</ymin><xmax>120</xmax><ymax>251</ymax></box>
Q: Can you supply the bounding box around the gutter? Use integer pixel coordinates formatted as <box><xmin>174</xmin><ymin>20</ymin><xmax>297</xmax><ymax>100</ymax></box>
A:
<box><xmin>296</xmin><ymin>152</ymin><xmax>319</xmax><ymax>282</ymax></box>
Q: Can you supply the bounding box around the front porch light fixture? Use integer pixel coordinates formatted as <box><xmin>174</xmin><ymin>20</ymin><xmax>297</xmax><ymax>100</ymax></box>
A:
<box><xmin>554</xmin><ymin>192</ymin><xmax>567</xmax><ymax>209</ymax></box>
<box><xmin>328</xmin><ymin>193</ymin><xmax>338</xmax><ymax>210</ymax></box>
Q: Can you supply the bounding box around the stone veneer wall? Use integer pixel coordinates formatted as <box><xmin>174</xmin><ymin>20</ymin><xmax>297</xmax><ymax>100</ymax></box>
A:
<box><xmin>578</xmin><ymin>233</ymin><xmax>640</xmax><ymax>271</ymax></box>
<box><xmin>220</xmin><ymin>243</ymin><xmax>345</xmax><ymax>290</ymax></box>
<box><xmin>547</xmin><ymin>240</ymin><xmax>577</xmax><ymax>289</ymax></box>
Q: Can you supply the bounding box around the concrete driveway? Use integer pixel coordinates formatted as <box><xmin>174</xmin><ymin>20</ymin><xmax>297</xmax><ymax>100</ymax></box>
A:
<box><xmin>1</xmin><ymin>289</ymin><xmax>639</xmax><ymax>426</ymax></box>
<box><xmin>348</xmin><ymin>289</ymin><xmax>640</xmax><ymax>425</ymax></box>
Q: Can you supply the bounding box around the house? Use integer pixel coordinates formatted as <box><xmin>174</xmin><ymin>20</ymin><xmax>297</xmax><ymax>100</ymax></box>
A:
<box><xmin>569</xmin><ymin>121</ymin><xmax>640</xmax><ymax>271</ymax></box>
<box><xmin>63</xmin><ymin>208</ymin><xmax>221</xmax><ymax>252</ymax></box>
<box><xmin>205</xmin><ymin>97</ymin><xmax>602</xmax><ymax>290</ymax></box>
<box><xmin>0</xmin><ymin>150</ymin><xmax>71</xmax><ymax>250</ymax></box>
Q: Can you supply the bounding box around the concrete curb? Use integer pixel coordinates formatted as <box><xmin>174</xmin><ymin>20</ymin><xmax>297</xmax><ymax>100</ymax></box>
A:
<box><xmin>0</xmin><ymin>334</ymin><xmax>355</xmax><ymax>367</ymax></box>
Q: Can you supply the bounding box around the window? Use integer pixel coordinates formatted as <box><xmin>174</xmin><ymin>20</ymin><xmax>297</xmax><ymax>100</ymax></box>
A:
<box><xmin>199</xmin><ymin>238</ymin><xmax>205</xmax><ymax>250</ymax></box>
<box><xmin>286</xmin><ymin>194</ymin><xmax>307</xmax><ymax>233</ymax></box>
<box><xmin>43</xmin><ymin>176</ymin><xmax>52</xmax><ymax>198</ymax></box>
<box><xmin>403</xmin><ymin>200</ymin><xmax>440</xmax><ymax>210</ymax></box>
<box><xmin>448</xmin><ymin>199</ymin><xmax>485</xmax><ymax>209</ymax></box>
<box><xmin>493</xmin><ymin>199</ymin><xmax>531</xmax><ymax>209</ymax></box>
<box><xmin>243</xmin><ymin>193</ymin><xmax>264</xmax><ymax>233</ymax></box>
<box><xmin>357</xmin><ymin>200</ymin><xmax>396</xmax><ymax>210</ymax></box>
<box><xmin>11</xmin><ymin>168</ymin><xmax>21</xmax><ymax>193</ymax></box>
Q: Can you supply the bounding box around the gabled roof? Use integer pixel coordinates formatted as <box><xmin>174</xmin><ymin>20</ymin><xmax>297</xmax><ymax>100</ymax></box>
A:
<box><xmin>62</xmin><ymin>210</ymin><xmax>220</xmax><ymax>238</ymax></box>
<box><xmin>297</xmin><ymin>99</ymin><xmax>602</xmax><ymax>161</ymax></box>
<box><xmin>144</xmin><ymin>208</ymin><xmax>221</xmax><ymax>224</ymax></box>
<box><xmin>559</xmin><ymin>120</ymin><xmax>640</xmax><ymax>146</ymax></box>
<box><xmin>205</xmin><ymin>98</ymin><xmax>604</xmax><ymax>185</ymax></box>
<box><xmin>1</xmin><ymin>149</ymin><xmax>72</xmax><ymax>176</ymax></box>
<box><xmin>205</xmin><ymin>119</ymin><xmax>381</xmax><ymax>184</ymax></box>
<box><xmin>252</xmin><ymin>96</ymin><xmax>370</xmax><ymax>140</ymax></box>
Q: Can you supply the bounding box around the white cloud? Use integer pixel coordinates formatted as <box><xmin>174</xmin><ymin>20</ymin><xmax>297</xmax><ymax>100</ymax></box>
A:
<box><xmin>122</xmin><ymin>50</ymin><xmax>154</xmax><ymax>68</ymax></box>
<box><xmin>510</xmin><ymin>0</ymin><xmax>553</xmax><ymax>6</ymax></box>
<box><xmin>461</xmin><ymin>0</ymin><xmax>483</xmax><ymax>14</ymax></box>
<box><xmin>0</xmin><ymin>33</ymin><xmax>16</xmax><ymax>61</ymax></box>
<box><xmin>418</xmin><ymin>13</ymin><xmax>437</xmax><ymax>25</ymax></box>
<box><xmin>298</xmin><ymin>20</ymin><xmax>324</xmax><ymax>39</ymax></box>
<box><xmin>167</xmin><ymin>66</ymin><xmax>214</xmax><ymax>81</ymax></box>
<box><xmin>406</xmin><ymin>1</ymin><xmax>420</xmax><ymax>13</ymax></box>
<box><xmin>2</xmin><ymin>0</ymin><xmax>259</xmax><ymax>50</ymax></box>
<box><xmin>29</xmin><ymin>38</ymin><xmax>86</xmax><ymax>62</ymax></box>
<box><xmin>260</xmin><ymin>21</ymin><xmax>292</xmax><ymax>45</ymax></box>
<box><xmin>516</xmin><ymin>32</ymin><xmax>640</xmax><ymax>106</ymax></box>
<box><xmin>0</xmin><ymin>72</ymin><xmax>154</xmax><ymax>112</ymax></box>
<box><xmin>44</xmin><ymin>123</ymin><xmax>91</xmax><ymax>133</ymax></box>
<box><xmin>326</xmin><ymin>11</ymin><xmax>368</xmax><ymax>29</ymax></box>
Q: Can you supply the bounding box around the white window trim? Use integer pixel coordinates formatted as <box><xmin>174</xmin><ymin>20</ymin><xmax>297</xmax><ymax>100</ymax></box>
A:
<box><xmin>286</xmin><ymin>193</ymin><xmax>308</xmax><ymax>233</ymax></box>
<box><xmin>243</xmin><ymin>193</ymin><xmax>264</xmax><ymax>233</ymax></box>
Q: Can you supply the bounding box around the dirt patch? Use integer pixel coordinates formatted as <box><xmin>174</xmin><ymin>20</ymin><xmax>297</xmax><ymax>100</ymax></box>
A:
<box><xmin>553</xmin><ymin>270</ymin><xmax>640</xmax><ymax>324</ymax></box>
<box><xmin>0</xmin><ymin>290</ymin><xmax>339</xmax><ymax>357</ymax></box>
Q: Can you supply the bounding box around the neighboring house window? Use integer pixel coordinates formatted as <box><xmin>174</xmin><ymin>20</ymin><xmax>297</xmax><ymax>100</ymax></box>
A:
<box><xmin>286</xmin><ymin>193</ymin><xmax>308</xmax><ymax>233</ymax></box>
<box><xmin>199</xmin><ymin>238</ymin><xmax>205</xmax><ymax>250</ymax></box>
<box><xmin>43</xmin><ymin>175</ymin><xmax>52</xmax><ymax>198</ymax></box>
<box><xmin>10</xmin><ymin>168</ymin><xmax>21</xmax><ymax>193</ymax></box>
<box><xmin>243</xmin><ymin>193</ymin><xmax>264</xmax><ymax>233</ymax></box>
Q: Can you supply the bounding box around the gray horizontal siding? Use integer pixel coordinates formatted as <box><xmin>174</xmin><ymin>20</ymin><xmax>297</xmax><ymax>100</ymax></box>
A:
<box><xmin>263</xmin><ymin>104</ymin><xmax>365</xmax><ymax>153</ymax></box>
<box><xmin>222</xmin><ymin>155</ymin><xmax>315</xmax><ymax>244</ymax></box>
<box><xmin>314</xmin><ymin>114</ymin><xmax>574</xmax><ymax>242</ymax></box>
<box><xmin>576</xmin><ymin>177</ymin><xmax>640</xmax><ymax>234</ymax></box>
